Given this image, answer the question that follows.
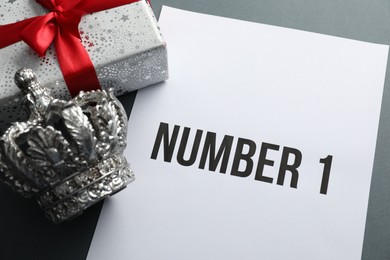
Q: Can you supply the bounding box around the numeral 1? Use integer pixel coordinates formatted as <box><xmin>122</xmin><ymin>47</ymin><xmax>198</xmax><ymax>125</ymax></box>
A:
<box><xmin>319</xmin><ymin>155</ymin><xmax>333</xmax><ymax>195</ymax></box>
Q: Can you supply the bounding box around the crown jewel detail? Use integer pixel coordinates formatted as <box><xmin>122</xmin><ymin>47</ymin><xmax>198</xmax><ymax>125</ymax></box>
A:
<box><xmin>0</xmin><ymin>68</ymin><xmax>134</xmax><ymax>223</ymax></box>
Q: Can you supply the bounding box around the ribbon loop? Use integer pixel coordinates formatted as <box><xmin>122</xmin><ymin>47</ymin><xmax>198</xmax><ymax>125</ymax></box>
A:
<box><xmin>20</xmin><ymin>13</ymin><xmax>56</xmax><ymax>56</ymax></box>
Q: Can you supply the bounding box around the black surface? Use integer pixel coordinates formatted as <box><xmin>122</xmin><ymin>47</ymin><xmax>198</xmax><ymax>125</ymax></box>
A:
<box><xmin>0</xmin><ymin>184</ymin><xmax>103</xmax><ymax>260</ymax></box>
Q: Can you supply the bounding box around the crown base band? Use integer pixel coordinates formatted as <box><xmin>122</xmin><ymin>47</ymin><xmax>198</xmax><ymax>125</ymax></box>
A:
<box><xmin>38</xmin><ymin>155</ymin><xmax>134</xmax><ymax>224</ymax></box>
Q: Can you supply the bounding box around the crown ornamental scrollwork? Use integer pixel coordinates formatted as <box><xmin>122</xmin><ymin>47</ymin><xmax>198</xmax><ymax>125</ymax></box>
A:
<box><xmin>0</xmin><ymin>69</ymin><xmax>134</xmax><ymax>223</ymax></box>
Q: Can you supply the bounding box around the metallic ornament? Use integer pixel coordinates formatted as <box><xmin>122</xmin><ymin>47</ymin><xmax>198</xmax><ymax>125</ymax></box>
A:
<box><xmin>0</xmin><ymin>68</ymin><xmax>134</xmax><ymax>223</ymax></box>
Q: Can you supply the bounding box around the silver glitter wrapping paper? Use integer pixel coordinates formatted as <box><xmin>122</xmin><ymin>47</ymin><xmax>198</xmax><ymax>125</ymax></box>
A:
<box><xmin>0</xmin><ymin>0</ymin><xmax>168</xmax><ymax>131</ymax></box>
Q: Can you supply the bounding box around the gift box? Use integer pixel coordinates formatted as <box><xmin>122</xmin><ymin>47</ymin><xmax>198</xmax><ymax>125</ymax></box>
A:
<box><xmin>0</xmin><ymin>0</ymin><xmax>168</xmax><ymax>132</ymax></box>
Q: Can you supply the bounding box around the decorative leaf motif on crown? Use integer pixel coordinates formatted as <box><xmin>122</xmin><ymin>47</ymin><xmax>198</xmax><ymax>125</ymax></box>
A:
<box><xmin>27</xmin><ymin>126</ymin><xmax>75</xmax><ymax>184</ymax></box>
<box><xmin>92</xmin><ymin>97</ymin><xmax>119</xmax><ymax>157</ymax></box>
<box><xmin>74</xmin><ymin>91</ymin><xmax>128</xmax><ymax>159</ymax></box>
<box><xmin>62</xmin><ymin>105</ymin><xmax>97</xmax><ymax>164</ymax></box>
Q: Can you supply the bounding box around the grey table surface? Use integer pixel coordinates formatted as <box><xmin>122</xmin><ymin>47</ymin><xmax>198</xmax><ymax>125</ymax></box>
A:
<box><xmin>0</xmin><ymin>1</ymin><xmax>389</xmax><ymax>259</ymax></box>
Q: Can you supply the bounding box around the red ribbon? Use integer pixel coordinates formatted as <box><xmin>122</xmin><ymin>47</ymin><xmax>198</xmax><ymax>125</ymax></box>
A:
<box><xmin>0</xmin><ymin>0</ymin><xmax>142</xmax><ymax>96</ymax></box>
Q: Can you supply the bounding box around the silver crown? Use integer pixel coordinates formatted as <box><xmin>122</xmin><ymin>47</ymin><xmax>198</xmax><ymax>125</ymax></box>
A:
<box><xmin>0</xmin><ymin>68</ymin><xmax>134</xmax><ymax>223</ymax></box>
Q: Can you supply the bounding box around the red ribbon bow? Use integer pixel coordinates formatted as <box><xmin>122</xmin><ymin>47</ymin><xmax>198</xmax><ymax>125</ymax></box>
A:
<box><xmin>0</xmin><ymin>0</ymin><xmax>141</xmax><ymax>96</ymax></box>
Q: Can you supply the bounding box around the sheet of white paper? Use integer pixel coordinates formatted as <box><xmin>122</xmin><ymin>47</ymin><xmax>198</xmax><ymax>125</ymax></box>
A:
<box><xmin>87</xmin><ymin>6</ymin><xmax>388</xmax><ymax>260</ymax></box>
